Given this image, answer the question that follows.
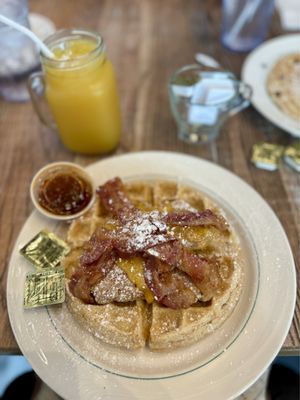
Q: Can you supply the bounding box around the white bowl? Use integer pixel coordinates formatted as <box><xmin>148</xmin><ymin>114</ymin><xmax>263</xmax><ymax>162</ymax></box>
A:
<box><xmin>30</xmin><ymin>161</ymin><xmax>96</xmax><ymax>221</ymax></box>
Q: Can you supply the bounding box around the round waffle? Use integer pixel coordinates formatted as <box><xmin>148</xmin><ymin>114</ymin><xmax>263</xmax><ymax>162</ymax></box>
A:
<box><xmin>62</xmin><ymin>179</ymin><xmax>243</xmax><ymax>350</ymax></box>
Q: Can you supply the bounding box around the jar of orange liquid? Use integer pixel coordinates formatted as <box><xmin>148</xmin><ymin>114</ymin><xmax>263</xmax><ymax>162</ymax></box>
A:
<box><xmin>28</xmin><ymin>29</ymin><xmax>121</xmax><ymax>154</ymax></box>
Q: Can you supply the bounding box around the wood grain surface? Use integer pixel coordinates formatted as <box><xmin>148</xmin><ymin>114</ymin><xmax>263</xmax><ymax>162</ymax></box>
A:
<box><xmin>0</xmin><ymin>0</ymin><xmax>299</xmax><ymax>354</ymax></box>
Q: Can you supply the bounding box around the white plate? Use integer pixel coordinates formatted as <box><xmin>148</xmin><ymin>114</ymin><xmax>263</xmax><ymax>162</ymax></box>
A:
<box><xmin>7</xmin><ymin>152</ymin><xmax>296</xmax><ymax>400</ymax></box>
<box><xmin>242</xmin><ymin>34</ymin><xmax>300</xmax><ymax>138</ymax></box>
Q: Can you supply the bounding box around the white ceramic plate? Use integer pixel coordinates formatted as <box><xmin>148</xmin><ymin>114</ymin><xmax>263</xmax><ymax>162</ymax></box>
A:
<box><xmin>242</xmin><ymin>34</ymin><xmax>300</xmax><ymax>138</ymax></box>
<box><xmin>7</xmin><ymin>152</ymin><xmax>296</xmax><ymax>400</ymax></box>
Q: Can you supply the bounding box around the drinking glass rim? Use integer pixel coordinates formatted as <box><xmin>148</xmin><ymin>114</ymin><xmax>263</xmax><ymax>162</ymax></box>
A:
<box><xmin>41</xmin><ymin>28</ymin><xmax>105</xmax><ymax>69</ymax></box>
<box><xmin>168</xmin><ymin>64</ymin><xmax>245</xmax><ymax>108</ymax></box>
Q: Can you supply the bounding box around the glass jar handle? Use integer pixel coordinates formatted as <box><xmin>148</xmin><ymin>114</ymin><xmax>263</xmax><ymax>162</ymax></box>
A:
<box><xmin>27</xmin><ymin>72</ymin><xmax>56</xmax><ymax>130</ymax></box>
<box><xmin>228</xmin><ymin>82</ymin><xmax>252</xmax><ymax>117</ymax></box>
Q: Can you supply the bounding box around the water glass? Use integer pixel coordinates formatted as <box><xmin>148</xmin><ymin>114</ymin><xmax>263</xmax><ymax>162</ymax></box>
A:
<box><xmin>0</xmin><ymin>0</ymin><xmax>39</xmax><ymax>101</ymax></box>
<box><xmin>221</xmin><ymin>0</ymin><xmax>275</xmax><ymax>52</ymax></box>
<box><xmin>168</xmin><ymin>65</ymin><xmax>251</xmax><ymax>144</ymax></box>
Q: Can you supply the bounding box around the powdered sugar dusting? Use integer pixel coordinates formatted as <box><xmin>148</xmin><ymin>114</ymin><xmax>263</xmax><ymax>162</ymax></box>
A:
<box><xmin>92</xmin><ymin>267</ymin><xmax>143</xmax><ymax>304</ymax></box>
<box><xmin>117</xmin><ymin>211</ymin><xmax>169</xmax><ymax>252</ymax></box>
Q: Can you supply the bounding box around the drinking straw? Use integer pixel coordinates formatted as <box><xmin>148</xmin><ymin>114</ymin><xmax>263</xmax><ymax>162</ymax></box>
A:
<box><xmin>226</xmin><ymin>0</ymin><xmax>262</xmax><ymax>42</ymax></box>
<box><xmin>0</xmin><ymin>14</ymin><xmax>54</xmax><ymax>58</ymax></box>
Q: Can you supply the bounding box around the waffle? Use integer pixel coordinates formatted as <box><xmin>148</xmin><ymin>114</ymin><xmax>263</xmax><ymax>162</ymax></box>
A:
<box><xmin>63</xmin><ymin>179</ymin><xmax>243</xmax><ymax>350</ymax></box>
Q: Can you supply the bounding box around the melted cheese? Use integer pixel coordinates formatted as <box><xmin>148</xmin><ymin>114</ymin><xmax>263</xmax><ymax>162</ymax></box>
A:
<box><xmin>117</xmin><ymin>257</ymin><xmax>154</xmax><ymax>303</ymax></box>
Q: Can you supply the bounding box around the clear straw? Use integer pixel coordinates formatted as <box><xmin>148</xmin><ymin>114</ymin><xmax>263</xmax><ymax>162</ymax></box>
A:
<box><xmin>226</xmin><ymin>0</ymin><xmax>262</xmax><ymax>43</ymax></box>
<box><xmin>0</xmin><ymin>14</ymin><xmax>54</xmax><ymax>58</ymax></box>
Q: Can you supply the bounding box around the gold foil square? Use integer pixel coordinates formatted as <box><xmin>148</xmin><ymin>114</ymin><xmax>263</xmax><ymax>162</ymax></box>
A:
<box><xmin>284</xmin><ymin>142</ymin><xmax>300</xmax><ymax>172</ymax></box>
<box><xmin>20</xmin><ymin>230</ymin><xmax>70</xmax><ymax>270</ymax></box>
<box><xmin>251</xmin><ymin>143</ymin><xmax>285</xmax><ymax>171</ymax></box>
<box><xmin>24</xmin><ymin>268</ymin><xmax>65</xmax><ymax>308</ymax></box>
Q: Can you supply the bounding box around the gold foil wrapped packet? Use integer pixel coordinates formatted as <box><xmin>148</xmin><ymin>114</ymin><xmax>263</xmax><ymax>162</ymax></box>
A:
<box><xmin>251</xmin><ymin>143</ymin><xmax>285</xmax><ymax>171</ymax></box>
<box><xmin>284</xmin><ymin>142</ymin><xmax>300</xmax><ymax>172</ymax></box>
<box><xmin>24</xmin><ymin>268</ymin><xmax>65</xmax><ymax>309</ymax></box>
<box><xmin>20</xmin><ymin>230</ymin><xmax>69</xmax><ymax>308</ymax></box>
<box><xmin>20</xmin><ymin>230</ymin><xmax>70</xmax><ymax>270</ymax></box>
<box><xmin>251</xmin><ymin>141</ymin><xmax>300</xmax><ymax>172</ymax></box>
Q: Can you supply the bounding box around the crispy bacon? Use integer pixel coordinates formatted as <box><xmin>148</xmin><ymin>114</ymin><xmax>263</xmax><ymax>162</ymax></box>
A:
<box><xmin>97</xmin><ymin>177</ymin><xmax>137</xmax><ymax>223</ymax></box>
<box><xmin>144</xmin><ymin>256</ymin><xmax>199</xmax><ymax>309</ymax></box>
<box><xmin>69</xmin><ymin>250</ymin><xmax>116</xmax><ymax>304</ymax></box>
<box><xmin>70</xmin><ymin>177</ymin><xmax>234</xmax><ymax>307</ymax></box>
<box><xmin>147</xmin><ymin>240</ymin><xmax>206</xmax><ymax>282</ymax></box>
<box><xmin>96</xmin><ymin>178</ymin><xmax>170</xmax><ymax>251</ymax></box>
<box><xmin>116</xmin><ymin>231</ymin><xmax>172</xmax><ymax>255</ymax></box>
<box><xmin>146</xmin><ymin>242</ymin><xmax>234</xmax><ymax>302</ymax></box>
<box><xmin>114</xmin><ymin>211</ymin><xmax>171</xmax><ymax>255</ymax></box>
<box><xmin>71</xmin><ymin>222</ymin><xmax>126</xmax><ymax>303</ymax></box>
<box><xmin>82</xmin><ymin>217</ymin><xmax>171</xmax><ymax>259</ymax></box>
<box><xmin>80</xmin><ymin>228</ymin><xmax>113</xmax><ymax>267</ymax></box>
<box><xmin>164</xmin><ymin>209</ymin><xmax>229</xmax><ymax>232</ymax></box>
<box><xmin>194</xmin><ymin>256</ymin><xmax>234</xmax><ymax>301</ymax></box>
<box><xmin>69</xmin><ymin>264</ymin><xmax>105</xmax><ymax>304</ymax></box>
<box><xmin>70</xmin><ymin>214</ymin><xmax>172</xmax><ymax>303</ymax></box>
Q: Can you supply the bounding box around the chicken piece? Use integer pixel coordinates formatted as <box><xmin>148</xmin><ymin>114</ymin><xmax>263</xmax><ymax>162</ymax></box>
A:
<box><xmin>92</xmin><ymin>266</ymin><xmax>144</xmax><ymax>304</ymax></box>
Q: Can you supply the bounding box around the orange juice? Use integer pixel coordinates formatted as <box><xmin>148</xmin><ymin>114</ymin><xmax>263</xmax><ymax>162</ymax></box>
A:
<box><xmin>42</xmin><ymin>30</ymin><xmax>121</xmax><ymax>154</ymax></box>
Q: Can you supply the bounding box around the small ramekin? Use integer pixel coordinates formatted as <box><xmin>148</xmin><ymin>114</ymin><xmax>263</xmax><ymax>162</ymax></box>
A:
<box><xmin>30</xmin><ymin>161</ymin><xmax>96</xmax><ymax>221</ymax></box>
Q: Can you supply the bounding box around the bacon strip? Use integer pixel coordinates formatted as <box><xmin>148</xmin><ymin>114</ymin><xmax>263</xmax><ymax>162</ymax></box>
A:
<box><xmin>146</xmin><ymin>240</ymin><xmax>206</xmax><ymax>282</ymax></box>
<box><xmin>114</xmin><ymin>211</ymin><xmax>171</xmax><ymax>255</ymax></box>
<box><xmin>147</xmin><ymin>240</ymin><xmax>234</xmax><ymax>301</ymax></box>
<box><xmin>80</xmin><ymin>228</ymin><xmax>113</xmax><ymax>267</ymax></box>
<box><xmin>97</xmin><ymin>177</ymin><xmax>137</xmax><ymax>222</ymax></box>
<box><xmin>193</xmin><ymin>256</ymin><xmax>234</xmax><ymax>301</ymax></box>
<box><xmin>69</xmin><ymin>251</ymin><xmax>116</xmax><ymax>304</ymax></box>
<box><xmin>164</xmin><ymin>209</ymin><xmax>229</xmax><ymax>232</ymax></box>
<box><xmin>144</xmin><ymin>256</ymin><xmax>199</xmax><ymax>309</ymax></box>
<box><xmin>116</xmin><ymin>231</ymin><xmax>172</xmax><ymax>255</ymax></box>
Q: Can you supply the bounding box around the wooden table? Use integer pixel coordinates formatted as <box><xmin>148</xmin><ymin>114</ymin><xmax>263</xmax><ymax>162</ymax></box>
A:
<box><xmin>0</xmin><ymin>0</ymin><xmax>299</xmax><ymax>355</ymax></box>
